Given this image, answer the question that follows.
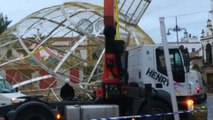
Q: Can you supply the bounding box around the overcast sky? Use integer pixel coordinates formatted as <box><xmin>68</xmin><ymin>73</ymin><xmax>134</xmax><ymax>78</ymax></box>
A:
<box><xmin>0</xmin><ymin>0</ymin><xmax>211</xmax><ymax>43</ymax></box>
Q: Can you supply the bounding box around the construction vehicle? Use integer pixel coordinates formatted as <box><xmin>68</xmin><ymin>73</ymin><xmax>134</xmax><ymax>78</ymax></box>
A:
<box><xmin>128</xmin><ymin>43</ymin><xmax>208</xmax><ymax>105</ymax></box>
<box><xmin>0</xmin><ymin>75</ymin><xmax>25</xmax><ymax>107</ymax></box>
<box><xmin>0</xmin><ymin>0</ymin><xmax>198</xmax><ymax>120</ymax></box>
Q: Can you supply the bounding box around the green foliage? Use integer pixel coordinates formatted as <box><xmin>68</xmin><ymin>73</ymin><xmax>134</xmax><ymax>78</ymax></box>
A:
<box><xmin>83</xmin><ymin>65</ymin><xmax>103</xmax><ymax>82</ymax></box>
<box><xmin>191</xmin><ymin>64</ymin><xmax>200</xmax><ymax>71</ymax></box>
<box><xmin>0</xmin><ymin>13</ymin><xmax>11</xmax><ymax>35</ymax></box>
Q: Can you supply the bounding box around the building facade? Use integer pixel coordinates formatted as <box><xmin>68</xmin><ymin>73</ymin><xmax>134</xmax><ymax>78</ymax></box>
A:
<box><xmin>200</xmin><ymin>0</ymin><xmax>213</xmax><ymax>91</ymax></box>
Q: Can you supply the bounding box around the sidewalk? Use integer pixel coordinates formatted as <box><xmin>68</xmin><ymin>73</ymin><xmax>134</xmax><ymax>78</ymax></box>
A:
<box><xmin>207</xmin><ymin>92</ymin><xmax>213</xmax><ymax>96</ymax></box>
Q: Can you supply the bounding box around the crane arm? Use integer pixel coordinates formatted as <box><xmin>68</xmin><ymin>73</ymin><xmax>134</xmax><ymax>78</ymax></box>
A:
<box><xmin>104</xmin><ymin>0</ymin><xmax>115</xmax><ymax>27</ymax></box>
<box><xmin>95</xmin><ymin>0</ymin><xmax>126</xmax><ymax>100</ymax></box>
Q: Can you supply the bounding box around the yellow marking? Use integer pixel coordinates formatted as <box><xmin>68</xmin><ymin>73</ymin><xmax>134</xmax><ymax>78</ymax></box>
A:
<box><xmin>115</xmin><ymin>0</ymin><xmax>120</xmax><ymax>40</ymax></box>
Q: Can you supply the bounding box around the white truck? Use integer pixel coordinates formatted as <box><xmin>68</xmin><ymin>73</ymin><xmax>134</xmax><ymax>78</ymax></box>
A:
<box><xmin>128</xmin><ymin>45</ymin><xmax>206</xmax><ymax>104</ymax></box>
<box><xmin>0</xmin><ymin>0</ymin><xmax>202</xmax><ymax>119</ymax></box>
<box><xmin>0</xmin><ymin>76</ymin><xmax>25</xmax><ymax>106</ymax></box>
<box><xmin>0</xmin><ymin>44</ymin><xmax>197</xmax><ymax>120</ymax></box>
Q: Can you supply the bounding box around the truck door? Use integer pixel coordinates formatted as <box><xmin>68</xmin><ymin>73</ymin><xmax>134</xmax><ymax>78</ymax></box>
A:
<box><xmin>156</xmin><ymin>48</ymin><xmax>185</xmax><ymax>83</ymax></box>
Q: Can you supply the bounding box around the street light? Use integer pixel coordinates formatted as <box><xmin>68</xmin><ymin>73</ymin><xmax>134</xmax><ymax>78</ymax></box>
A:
<box><xmin>167</xmin><ymin>16</ymin><xmax>188</xmax><ymax>45</ymax></box>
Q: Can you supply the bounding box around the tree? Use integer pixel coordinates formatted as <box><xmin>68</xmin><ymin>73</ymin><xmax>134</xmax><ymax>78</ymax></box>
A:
<box><xmin>0</xmin><ymin>13</ymin><xmax>12</xmax><ymax>35</ymax></box>
<box><xmin>191</xmin><ymin>64</ymin><xmax>200</xmax><ymax>71</ymax></box>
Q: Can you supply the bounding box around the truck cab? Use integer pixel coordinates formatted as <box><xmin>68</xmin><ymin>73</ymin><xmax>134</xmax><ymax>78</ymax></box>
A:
<box><xmin>0</xmin><ymin>76</ymin><xmax>25</xmax><ymax>106</ymax></box>
<box><xmin>127</xmin><ymin>44</ymin><xmax>203</xmax><ymax>104</ymax></box>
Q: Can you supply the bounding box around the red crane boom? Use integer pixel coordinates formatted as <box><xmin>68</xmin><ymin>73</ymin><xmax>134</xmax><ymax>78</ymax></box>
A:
<box><xmin>96</xmin><ymin>0</ymin><xmax>126</xmax><ymax>100</ymax></box>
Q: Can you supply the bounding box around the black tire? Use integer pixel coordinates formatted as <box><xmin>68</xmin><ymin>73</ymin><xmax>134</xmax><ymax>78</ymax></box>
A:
<box><xmin>139</xmin><ymin>100</ymin><xmax>173</xmax><ymax>120</ymax></box>
<box><xmin>152</xmin><ymin>100</ymin><xmax>173</xmax><ymax>120</ymax></box>
<box><xmin>15</xmin><ymin>106</ymin><xmax>55</xmax><ymax>120</ymax></box>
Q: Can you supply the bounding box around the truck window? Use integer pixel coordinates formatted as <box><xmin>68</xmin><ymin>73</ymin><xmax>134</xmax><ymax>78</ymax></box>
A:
<box><xmin>0</xmin><ymin>79</ymin><xmax>15</xmax><ymax>93</ymax></box>
<box><xmin>156</xmin><ymin>48</ymin><xmax>185</xmax><ymax>83</ymax></box>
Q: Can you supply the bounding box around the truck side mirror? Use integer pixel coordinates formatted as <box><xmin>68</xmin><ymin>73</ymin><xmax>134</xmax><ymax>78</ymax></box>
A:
<box><xmin>179</xmin><ymin>46</ymin><xmax>190</xmax><ymax>72</ymax></box>
<box><xmin>183</xmin><ymin>54</ymin><xmax>190</xmax><ymax>72</ymax></box>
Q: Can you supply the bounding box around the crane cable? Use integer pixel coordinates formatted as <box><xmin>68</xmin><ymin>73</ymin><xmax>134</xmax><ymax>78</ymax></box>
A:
<box><xmin>115</xmin><ymin>0</ymin><xmax>120</xmax><ymax>40</ymax></box>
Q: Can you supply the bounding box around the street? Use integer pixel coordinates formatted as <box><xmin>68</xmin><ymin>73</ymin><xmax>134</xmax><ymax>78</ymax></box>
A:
<box><xmin>206</xmin><ymin>93</ymin><xmax>213</xmax><ymax>120</ymax></box>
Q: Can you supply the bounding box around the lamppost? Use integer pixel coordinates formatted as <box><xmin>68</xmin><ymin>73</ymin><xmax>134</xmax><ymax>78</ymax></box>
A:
<box><xmin>167</xmin><ymin>16</ymin><xmax>188</xmax><ymax>45</ymax></box>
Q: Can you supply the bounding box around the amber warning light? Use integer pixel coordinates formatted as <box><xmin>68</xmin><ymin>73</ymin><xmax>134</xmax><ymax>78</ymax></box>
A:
<box><xmin>56</xmin><ymin>113</ymin><xmax>62</xmax><ymax>120</ymax></box>
<box><xmin>186</xmin><ymin>99</ymin><xmax>194</xmax><ymax>111</ymax></box>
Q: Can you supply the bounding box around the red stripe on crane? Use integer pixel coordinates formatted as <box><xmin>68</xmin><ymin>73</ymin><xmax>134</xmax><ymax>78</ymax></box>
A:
<box><xmin>104</xmin><ymin>0</ymin><xmax>115</xmax><ymax>27</ymax></box>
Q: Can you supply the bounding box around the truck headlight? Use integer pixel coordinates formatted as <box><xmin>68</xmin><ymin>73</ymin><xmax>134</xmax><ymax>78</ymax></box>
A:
<box><xmin>11</xmin><ymin>98</ymin><xmax>22</xmax><ymax>104</ymax></box>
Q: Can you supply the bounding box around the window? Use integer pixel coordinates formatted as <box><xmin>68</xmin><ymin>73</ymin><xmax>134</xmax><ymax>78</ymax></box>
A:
<box><xmin>206</xmin><ymin>44</ymin><xmax>212</xmax><ymax>64</ymax></box>
<box><xmin>156</xmin><ymin>48</ymin><xmax>185</xmax><ymax>83</ymax></box>
<box><xmin>192</xmin><ymin>48</ymin><xmax>195</xmax><ymax>52</ymax></box>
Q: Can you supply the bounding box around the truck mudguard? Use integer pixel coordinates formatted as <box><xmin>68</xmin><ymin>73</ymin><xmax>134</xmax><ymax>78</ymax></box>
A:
<box><xmin>153</xmin><ymin>89</ymin><xmax>172</xmax><ymax>108</ymax></box>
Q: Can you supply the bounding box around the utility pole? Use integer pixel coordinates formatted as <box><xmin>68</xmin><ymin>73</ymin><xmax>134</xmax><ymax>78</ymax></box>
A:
<box><xmin>160</xmin><ymin>17</ymin><xmax>180</xmax><ymax>120</ymax></box>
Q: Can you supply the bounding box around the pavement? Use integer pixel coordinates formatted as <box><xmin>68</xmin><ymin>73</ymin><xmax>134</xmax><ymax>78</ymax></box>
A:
<box><xmin>206</xmin><ymin>93</ymin><xmax>213</xmax><ymax>120</ymax></box>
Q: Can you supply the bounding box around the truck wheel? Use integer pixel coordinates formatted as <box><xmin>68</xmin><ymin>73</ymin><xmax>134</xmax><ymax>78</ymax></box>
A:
<box><xmin>139</xmin><ymin>100</ymin><xmax>173</xmax><ymax>120</ymax></box>
<box><xmin>152</xmin><ymin>100</ymin><xmax>173</xmax><ymax>120</ymax></box>
<box><xmin>15</xmin><ymin>106</ymin><xmax>55</xmax><ymax>120</ymax></box>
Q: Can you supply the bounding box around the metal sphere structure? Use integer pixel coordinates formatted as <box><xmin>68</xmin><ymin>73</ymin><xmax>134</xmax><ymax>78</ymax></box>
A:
<box><xmin>0</xmin><ymin>2</ymin><xmax>153</xmax><ymax>100</ymax></box>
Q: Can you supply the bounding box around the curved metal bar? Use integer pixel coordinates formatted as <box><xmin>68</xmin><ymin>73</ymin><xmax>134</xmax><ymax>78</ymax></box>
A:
<box><xmin>0</xmin><ymin>39</ymin><xmax>18</xmax><ymax>48</ymax></box>
<box><xmin>16</xmin><ymin>32</ymin><xmax>92</xmax><ymax>95</ymax></box>
<box><xmin>86</xmin><ymin>48</ymin><xmax>105</xmax><ymax>87</ymax></box>
<box><xmin>13</xmin><ymin>75</ymin><xmax>52</xmax><ymax>88</ymax></box>
<box><xmin>53</xmin><ymin>35</ymin><xmax>87</xmax><ymax>73</ymax></box>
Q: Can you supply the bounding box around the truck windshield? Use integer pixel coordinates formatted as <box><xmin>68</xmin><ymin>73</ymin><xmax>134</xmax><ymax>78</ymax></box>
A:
<box><xmin>0</xmin><ymin>79</ymin><xmax>15</xmax><ymax>93</ymax></box>
<box><xmin>156</xmin><ymin>48</ymin><xmax>185</xmax><ymax>83</ymax></box>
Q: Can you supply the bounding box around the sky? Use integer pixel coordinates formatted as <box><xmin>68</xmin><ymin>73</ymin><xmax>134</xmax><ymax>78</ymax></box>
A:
<box><xmin>0</xmin><ymin>0</ymin><xmax>211</xmax><ymax>43</ymax></box>
<box><xmin>140</xmin><ymin>0</ymin><xmax>211</xmax><ymax>43</ymax></box>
